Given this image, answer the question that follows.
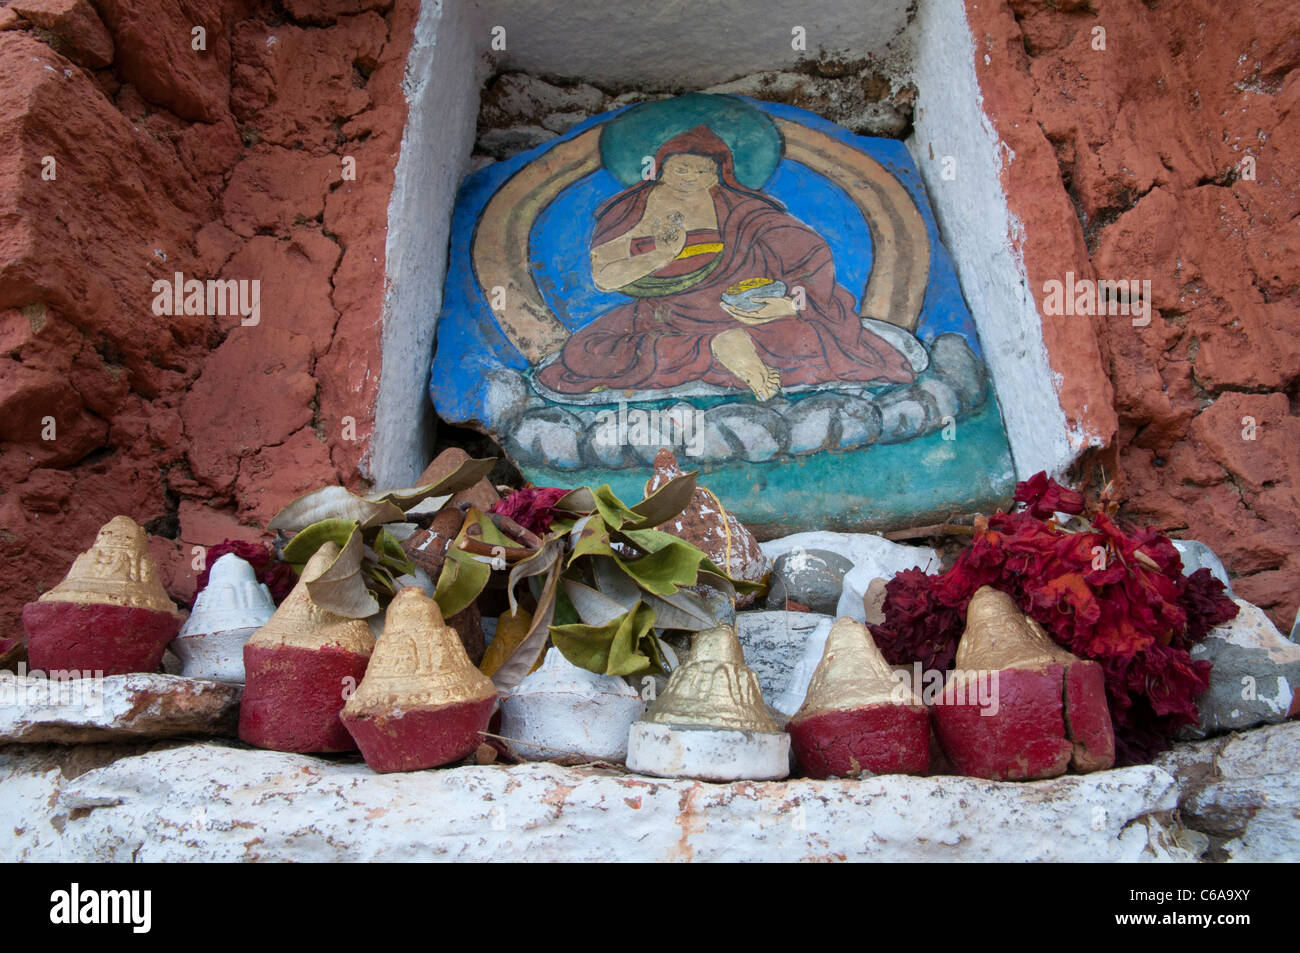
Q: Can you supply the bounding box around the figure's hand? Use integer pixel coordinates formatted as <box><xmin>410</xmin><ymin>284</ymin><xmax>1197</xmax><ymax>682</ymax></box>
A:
<box><xmin>721</xmin><ymin>297</ymin><xmax>798</xmax><ymax>324</ymax></box>
<box><xmin>651</xmin><ymin>212</ymin><xmax>687</xmax><ymax>259</ymax></box>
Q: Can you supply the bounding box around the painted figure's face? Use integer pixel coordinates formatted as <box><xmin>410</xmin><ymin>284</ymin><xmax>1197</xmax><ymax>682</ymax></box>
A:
<box><xmin>661</xmin><ymin>153</ymin><xmax>719</xmax><ymax>193</ymax></box>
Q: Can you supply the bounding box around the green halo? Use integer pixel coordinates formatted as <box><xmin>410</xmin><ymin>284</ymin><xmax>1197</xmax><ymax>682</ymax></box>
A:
<box><xmin>599</xmin><ymin>94</ymin><xmax>783</xmax><ymax>189</ymax></box>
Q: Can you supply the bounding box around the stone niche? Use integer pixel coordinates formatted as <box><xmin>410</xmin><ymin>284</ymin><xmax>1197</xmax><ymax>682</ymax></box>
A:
<box><xmin>383</xmin><ymin>0</ymin><xmax>1075</xmax><ymax>533</ymax></box>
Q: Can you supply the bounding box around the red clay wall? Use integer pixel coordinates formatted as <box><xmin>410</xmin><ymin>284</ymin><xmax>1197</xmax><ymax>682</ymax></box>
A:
<box><xmin>0</xmin><ymin>0</ymin><xmax>413</xmax><ymax>640</ymax></box>
<box><xmin>1</xmin><ymin>0</ymin><xmax>1295</xmax><ymax>647</ymax></box>
<box><xmin>968</xmin><ymin>0</ymin><xmax>1299</xmax><ymax>627</ymax></box>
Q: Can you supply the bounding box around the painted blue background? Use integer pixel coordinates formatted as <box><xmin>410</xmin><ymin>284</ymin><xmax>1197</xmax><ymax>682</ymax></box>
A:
<box><xmin>433</xmin><ymin>97</ymin><xmax>985</xmax><ymax>426</ymax></box>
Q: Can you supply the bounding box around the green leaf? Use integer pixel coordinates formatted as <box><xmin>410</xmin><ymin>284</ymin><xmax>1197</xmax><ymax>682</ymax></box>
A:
<box><xmin>613</xmin><ymin>538</ymin><xmax>708</xmax><ymax>595</ymax></box>
<box><xmin>432</xmin><ymin>507</ymin><xmax>512</xmax><ymax>618</ymax></box>
<box><xmin>373</xmin><ymin>527</ymin><xmax>415</xmax><ymax>577</ymax></box>
<box><xmin>624</xmin><ymin>472</ymin><xmax>697</xmax><ymax>531</ymax></box>
<box><xmin>281</xmin><ymin>518</ymin><xmax>360</xmax><ymax>567</ymax></box>
<box><xmin>268</xmin><ymin>486</ymin><xmax>405</xmax><ymax>533</ymax></box>
<box><xmin>364</xmin><ymin>457</ymin><xmax>497</xmax><ymax>510</ymax></box>
<box><xmin>567</xmin><ymin>513</ymin><xmax>612</xmax><ymax>566</ymax></box>
<box><xmin>433</xmin><ymin>553</ymin><xmax>490</xmax><ymax>618</ymax></box>
<box><xmin>303</xmin><ymin>524</ymin><xmax>381</xmax><ymax>618</ymax></box>
<box><xmin>551</xmin><ymin>603</ymin><xmax>660</xmax><ymax>677</ymax></box>
<box><xmin>556</xmin><ymin>484</ymin><xmax>639</xmax><ymax>529</ymax></box>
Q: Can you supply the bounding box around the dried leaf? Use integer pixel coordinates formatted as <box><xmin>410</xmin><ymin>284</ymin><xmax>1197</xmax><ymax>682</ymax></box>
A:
<box><xmin>562</xmin><ymin>578</ymin><xmax>631</xmax><ymax>627</ymax></box>
<box><xmin>624</xmin><ymin>472</ymin><xmax>697</xmax><ymax>531</ymax></box>
<box><xmin>268</xmin><ymin>486</ymin><xmax>405</xmax><ymax>533</ymax></box>
<box><xmin>506</xmin><ymin>538</ymin><xmax>562</xmax><ymax>617</ymax></box>
<box><xmin>303</xmin><ymin>525</ymin><xmax>381</xmax><ymax>618</ymax></box>
<box><xmin>364</xmin><ymin>457</ymin><xmax>497</xmax><ymax>510</ymax></box>
<box><xmin>479</xmin><ymin>607</ymin><xmax>533</xmax><ymax>678</ymax></box>
<box><xmin>640</xmin><ymin>587</ymin><xmax>717</xmax><ymax>631</ymax></box>
<box><xmin>492</xmin><ymin>558</ymin><xmax>561</xmax><ymax>691</ymax></box>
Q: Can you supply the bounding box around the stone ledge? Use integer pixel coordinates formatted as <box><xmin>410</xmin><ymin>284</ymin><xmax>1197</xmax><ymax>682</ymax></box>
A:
<box><xmin>3</xmin><ymin>723</ymin><xmax>1293</xmax><ymax>862</ymax></box>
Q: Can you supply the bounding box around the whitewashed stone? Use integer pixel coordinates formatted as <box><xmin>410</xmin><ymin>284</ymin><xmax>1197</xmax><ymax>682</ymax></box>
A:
<box><xmin>0</xmin><ymin>673</ymin><xmax>239</xmax><ymax>744</ymax></box>
<box><xmin>1186</xmin><ymin>598</ymin><xmax>1300</xmax><ymax>737</ymax></box>
<box><xmin>1155</xmin><ymin>723</ymin><xmax>1300</xmax><ymax>862</ymax></box>
<box><xmin>0</xmin><ymin>740</ymin><xmax>1217</xmax><ymax>862</ymax></box>
<box><xmin>173</xmin><ymin>554</ymin><xmax>275</xmax><ymax>682</ymax></box>
<box><xmin>771</xmin><ymin>618</ymin><xmax>834</xmax><ymax>717</ymax></box>
<box><xmin>735</xmin><ymin>611</ymin><xmax>834</xmax><ymax>706</ymax></box>
<box><xmin>764</xmin><ymin>532</ymin><xmax>944</xmax><ymax>623</ymax></box>
<box><xmin>499</xmin><ymin>649</ymin><xmax>645</xmax><ymax>763</ymax></box>
<box><xmin>625</xmin><ymin>722</ymin><xmax>790</xmax><ymax>782</ymax></box>
<box><xmin>1172</xmin><ymin>539</ymin><xmax>1232</xmax><ymax>592</ymax></box>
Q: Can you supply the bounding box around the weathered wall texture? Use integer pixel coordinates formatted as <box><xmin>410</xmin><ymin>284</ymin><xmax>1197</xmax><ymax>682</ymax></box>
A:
<box><xmin>0</xmin><ymin>0</ymin><xmax>416</xmax><ymax>640</ymax></box>
<box><xmin>966</xmin><ymin>0</ymin><xmax>1299</xmax><ymax>627</ymax></box>
<box><xmin>1</xmin><ymin>0</ymin><xmax>1295</xmax><ymax>646</ymax></box>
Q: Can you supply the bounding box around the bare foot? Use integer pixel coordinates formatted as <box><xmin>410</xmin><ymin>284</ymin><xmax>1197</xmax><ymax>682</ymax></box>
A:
<box><xmin>711</xmin><ymin>328</ymin><xmax>782</xmax><ymax>400</ymax></box>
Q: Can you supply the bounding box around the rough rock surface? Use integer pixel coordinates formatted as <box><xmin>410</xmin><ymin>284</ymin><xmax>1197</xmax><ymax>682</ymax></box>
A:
<box><xmin>1185</xmin><ymin>598</ymin><xmax>1300</xmax><ymax>736</ymax></box>
<box><xmin>1154</xmin><ymin>722</ymin><xmax>1300</xmax><ymax>862</ymax></box>
<box><xmin>474</xmin><ymin>66</ymin><xmax>918</xmax><ymax>163</ymax></box>
<box><xmin>0</xmin><ymin>673</ymin><xmax>239</xmax><ymax>743</ymax></box>
<box><xmin>8</xmin><ymin>728</ymin><xmax>1297</xmax><ymax>862</ymax></box>
<box><xmin>965</xmin><ymin>0</ymin><xmax>1300</xmax><ymax>630</ymax></box>
<box><xmin>0</xmin><ymin>3</ymin><xmax>419</xmax><ymax>650</ymax></box>
<box><xmin>735</xmin><ymin>611</ymin><xmax>835</xmax><ymax>710</ymax></box>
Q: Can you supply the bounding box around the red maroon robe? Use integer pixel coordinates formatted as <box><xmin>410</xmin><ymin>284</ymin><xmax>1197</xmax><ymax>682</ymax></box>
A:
<box><xmin>536</xmin><ymin>126</ymin><xmax>916</xmax><ymax>395</ymax></box>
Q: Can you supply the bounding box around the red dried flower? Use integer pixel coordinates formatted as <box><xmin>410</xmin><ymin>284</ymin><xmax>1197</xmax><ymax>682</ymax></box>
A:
<box><xmin>490</xmin><ymin>486</ymin><xmax>571</xmax><ymax>536</ymax></box>
<box><xmin>1013</xmin><ymin>470</ymin><xmax>1085</xmax><ymax>519</ymax></box>
<box><xmin>870</xmin><ymin>472</ymin><xmax>1239</xmax><ymax>765</ymax></box>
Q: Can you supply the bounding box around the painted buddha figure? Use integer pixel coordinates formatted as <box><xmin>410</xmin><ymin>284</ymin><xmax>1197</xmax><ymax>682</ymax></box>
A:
<box><xmin>535</xmin><ymin>125</ymin><xmax>917</xmax><ymax>401</ymax></box>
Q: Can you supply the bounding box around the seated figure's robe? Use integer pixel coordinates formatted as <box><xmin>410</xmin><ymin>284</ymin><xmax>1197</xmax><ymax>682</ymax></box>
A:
<box><xmin>536</xmin><ymin>180</ymin><xmax>916</xmax><ymax>395</ymax></box>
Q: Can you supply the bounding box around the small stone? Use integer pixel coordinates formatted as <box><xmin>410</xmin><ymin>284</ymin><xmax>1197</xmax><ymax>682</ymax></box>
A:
<box><xmin>1172</xmin><ymin>539</ymin><xmax>1233</xmax><ymax>592</ymax></box>
<box><xmin>341</xmin><ymin>588</ymin><xmax>498</xmax><ymax>774</ymax></box>
<box><xmin>626</xmin><ymin>625</ymin><xmax>789</xmax><ymax>781</ymax></box>
<box><xmin>932</xmin><ymin>588</ymin><xmax>1115</xmax><ymax>781</ymax></box>
<box><xmin>238</xmin><ymin>542</ymin><xmax>375</xmax><ymax>754</ymax></box>
<box><xmin>763</xmin><ymin>548</ymin><xmax>853</xmax><ymax>615</ymax></box>
<box><xmin>172</xmin><ymin>553</ymin><xmax>275</xmax><ymax>683</ymax></box>
<box><xmin>1184</xmin><ymin>598</ymin><xmax>1300</xmax><ymax>737</ymax></box>
<box><xmin>0</xmin><ymin>672</ymin><xmax>239</xmax><ymax>743</ymax></box>
<box><xmin>787</xmin><ymin>618</ymin><xmax>930</xmax><ymax>778</ymax></box>
<box><xmin>499</xmin><ymin>648</ymin><xmax>645</xmax><ymax>764</ymax></box>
